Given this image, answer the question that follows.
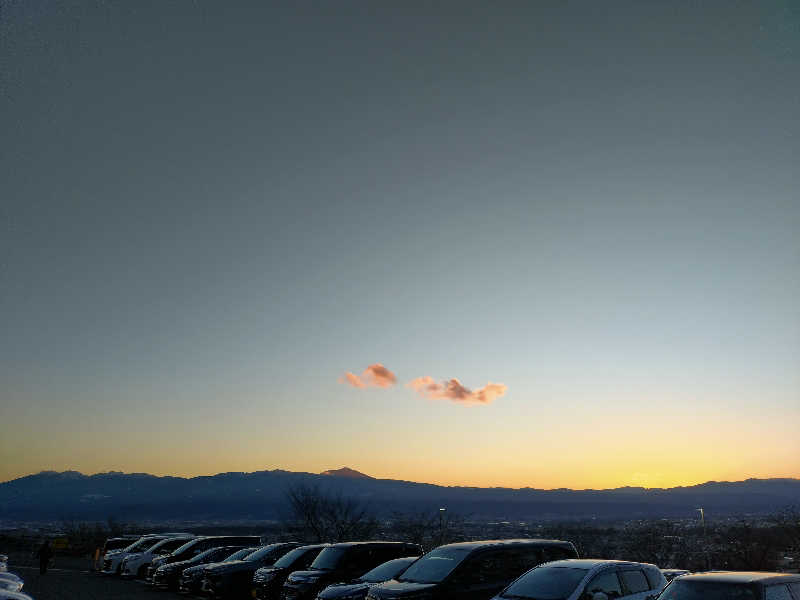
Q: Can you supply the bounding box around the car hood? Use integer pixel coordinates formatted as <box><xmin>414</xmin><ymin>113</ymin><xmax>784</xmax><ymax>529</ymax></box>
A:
<box><xmin>319</xmin><ymin>582</ymin><xmax>371</xmax><ymax>599</ymax></box>
<box><xmin>204</xmin><ymin>560</ymin><xmax>252</xmax><ymax>574</ymax></box>
<box><xmin>371</xmin><ymin>580</ymin><xmax>438</xmax><ymax>598</ymax></box>
<box><xmin>287</xmin><ymin>569</ymin><xmax>330</xmax><ymax>582</ymax></box>
<box><xmin>254</xmin><ymin>566</ymin><xmax>288</xmax><ymax>577</ymax></box>
<box><xmin>160</xmin><ymin>558</ymin><xmax>192</xmax><ymax>570</ymax></box>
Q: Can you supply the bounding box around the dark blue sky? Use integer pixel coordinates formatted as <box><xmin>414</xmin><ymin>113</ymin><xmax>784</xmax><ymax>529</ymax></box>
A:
<box><xmin>1</xmin><ymin>1</ymin><xmax>798</xmax><ymax>487</ymax></box>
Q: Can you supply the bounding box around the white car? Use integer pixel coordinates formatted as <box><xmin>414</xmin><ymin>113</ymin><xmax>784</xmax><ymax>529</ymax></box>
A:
<box><xmin>0</xmin><ymin>574</ymin><xmax>24</xmax><ymax>594</ymax></box>
<box><xmin>492</xmin><ymin>559</ymin><xmax>667</xmax><ymax>600</ymax></box>
<box><xmin>102</xmin><ymin>535</ymin><xmax>169</xmax><ymax>575</ymax></box>
<box><xmin>121</xmin><ymin>536</ymin><xmax>195</xmax><ymax>578</ymax></box>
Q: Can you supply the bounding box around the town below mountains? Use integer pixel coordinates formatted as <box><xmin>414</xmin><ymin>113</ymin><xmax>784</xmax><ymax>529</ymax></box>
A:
<box><xmin>1</xmin><ymin>468</ymin><xmax>797</xmax><ymax>523</ymax></box>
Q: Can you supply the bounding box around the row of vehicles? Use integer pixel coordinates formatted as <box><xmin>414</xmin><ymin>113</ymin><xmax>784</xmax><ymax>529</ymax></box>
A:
<box><xmin>100</xmin><ymin>534</ymin><xmax>800</xmax><ymax>600</ymax></box>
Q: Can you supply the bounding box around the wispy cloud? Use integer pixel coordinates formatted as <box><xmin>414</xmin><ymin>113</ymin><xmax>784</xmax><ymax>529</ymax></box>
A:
<box><xmin>339</xmin><ymin>363</ymin><xmax>397</xmax><ymax>388</ymax></box>
<box><xmin>407</xmin><ymin>376</ymin><xmax>507</xmax><ymax>405</ymax></box>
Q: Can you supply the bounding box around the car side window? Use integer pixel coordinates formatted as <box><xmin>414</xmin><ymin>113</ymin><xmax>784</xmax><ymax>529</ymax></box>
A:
<box><xmin>298</xmin><ymin>548</ymin><xmax>317</xmax><ymax>569</ymax></box>
<box><xmin>620</xmin><ymin>570</ymin><xmax>650</xmax><ymax>594</ymax></box>
<box><xmin>449</xmin><ymin>552</ymin><xmax>504</xmax><ymax>586</ymax></box>
<box><xmin>585</xmin><ymin>570</ymin><xmax>623</xmax><ymax>599</ymax></box>
<box><xmin>765</xmin><ymin>584</ymin><xmax>793</xmax><ymax>600</ymax></box>
<box><xmin>503</xmin><ymin>548</ymin><xmax>545</xmax><ymax>579</ymax></box>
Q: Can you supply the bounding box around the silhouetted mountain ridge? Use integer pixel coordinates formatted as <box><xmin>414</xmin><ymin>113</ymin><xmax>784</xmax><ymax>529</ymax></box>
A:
<box><xmin>1</xmin><ymin>469</ymin><xmax>797</xmax><ymax>522</ymax></box>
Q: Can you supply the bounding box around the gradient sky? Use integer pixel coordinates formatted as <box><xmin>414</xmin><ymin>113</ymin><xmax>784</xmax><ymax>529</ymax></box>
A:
<box><xmin>1</xmin><ymin>1</ymin><xmax>798</xmax><ymax>489</ymax></box>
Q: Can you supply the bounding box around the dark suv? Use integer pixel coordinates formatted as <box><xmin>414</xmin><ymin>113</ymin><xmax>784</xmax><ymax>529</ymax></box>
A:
<box><xmin>658</xmin><ymin>571</ymin><xmax>800</xmax><ymax>600</ymax></box>
<box><xmin>282</xmin><ymin>542</ymin><xmax>423</xmax><ymax>600</ymax></box>
<box><xmin>200</xmin><ymin>542</ymin><xmax>301</xmax><ymax>599</ymax></box>
<box><xmin>251</xmin><ymin>544</ymin><xmax>329</xmax><ymax>600</ymax></box>
<box><xmin>366</xmin><ymin>539</ymin><xmax>578</xmax><ymax>600</ymax></box>
<box><xmin>146</xmin><ymin>535</ymin><xmax>262</xmax><ymax>582</ymax></box>
<box><xmin>180</xmin><ymin>548</ymin><xmax>258</xmax><ymax>595</ymax></box>
<box><xmin>152</xmin><ymin>545</ymin><xmax>247</xmax><ymax>590</ymax></box>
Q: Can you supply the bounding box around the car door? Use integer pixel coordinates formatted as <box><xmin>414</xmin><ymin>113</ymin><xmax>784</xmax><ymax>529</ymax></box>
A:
<box><xmin>619</xmin><ymin>569</ymin><xmax>653</xmax><ymax>600</ymax></box>
<box><xmin>446</xmin><ymin>550</ymin><xmax>512</xmax><ymax>600</ymax></box>
<box><xmin>581</xmin><ymin>568</ymin><xmax>624</xmax><ymax>600</ymax></box>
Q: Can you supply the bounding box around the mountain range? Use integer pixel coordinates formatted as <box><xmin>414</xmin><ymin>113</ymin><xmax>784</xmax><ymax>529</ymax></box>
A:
<box><xmin>1</xmin><ymin>468</ymin><xmax>797</xmax><ymax>523</ymax></box>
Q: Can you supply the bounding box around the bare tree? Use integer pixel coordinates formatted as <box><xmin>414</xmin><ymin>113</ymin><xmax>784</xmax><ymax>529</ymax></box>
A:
<box><xmin>284</xmin><ymin>484</ymin><xmax>378</xmax><ymax>542</ymax></box>
<box><xmin>388</xmin><ymin>509</ymin><xmax>465</xmax><ymax>551</ymax></box>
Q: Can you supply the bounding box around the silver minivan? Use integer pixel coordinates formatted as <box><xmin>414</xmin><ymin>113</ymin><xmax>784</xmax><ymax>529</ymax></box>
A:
<box><xmin>492</xmin><ymin>559</ymin><xmax>666</xmax><ymax>600</ymax></box>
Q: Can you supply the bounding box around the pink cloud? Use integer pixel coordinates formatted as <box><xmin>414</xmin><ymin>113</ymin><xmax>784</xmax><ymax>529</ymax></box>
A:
<box><xmin>340</xmin><ymin>372</ymin><xmax>366</xmax><ymax>388</ymax></box>
<box><xmin>339</xmin><ymin>363</ymin><xmax>397</xmax><ymax>389</ymax></box>
<box><xmin>407</xmin><ymin>376</ymin><xmax>507</xmax><ymax>405</ymax></box>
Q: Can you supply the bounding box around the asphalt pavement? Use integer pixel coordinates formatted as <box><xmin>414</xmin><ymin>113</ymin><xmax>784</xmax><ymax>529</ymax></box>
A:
<box><xmin>14</xmin><ymin>566</ymin><xmax>173</xmax><ymax>600</ymax></box>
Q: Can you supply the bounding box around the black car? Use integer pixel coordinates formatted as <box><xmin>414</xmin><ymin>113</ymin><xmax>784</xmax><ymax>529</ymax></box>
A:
<box><xmin>657</xmin><ymin>571</ymin><xmax>800</xmax><ymax>600</ymax></box>
<box><xmin>200</xmin><ymin>543</ymin><xmax>301</xmax><ymax>599</ymax></box>
<box><xmin>180</xmin><ymin>548</ymin><xmax>259</xmax><ymax>595</ymax></box>
<box><xmin>318</xmin><ymin>556</ymin><xmax>419</xmax><ymax>600</ymax></box>
<box><xmin>146</xmin><ymin>535</ymin><xmax>262</xmax><ymax>582</ymax></box>
<box><xmin>251</xmin><ymin>544</ymin><xmax>329</xmax><ymax>600</ymax></box>
<box><xmin>282</xmin><ymin>542</ymin><xmax>423</xmax><ymax>600</ymax></box>
<box><xmin>366</xmin><ymin>538</ymin><xmax>578</xmax><ymax>600</ymax></box>
<box><xmin>151</xmin><ymin>545</ymin><xmax>247</xmax><ymax>590</ymax></box>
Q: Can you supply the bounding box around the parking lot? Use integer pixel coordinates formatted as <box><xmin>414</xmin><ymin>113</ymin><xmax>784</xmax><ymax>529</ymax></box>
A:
<box><xmin>14</xmin><ymin>566</ymin><xmax>168</xmax><ymax>600</ymax></box>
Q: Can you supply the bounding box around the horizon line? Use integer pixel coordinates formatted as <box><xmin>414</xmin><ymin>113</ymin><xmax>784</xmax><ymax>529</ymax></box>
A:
<box><xmin>4</xmin><ymin>468</ymin><xmax>798</xmax><ymax>492</ymax></box>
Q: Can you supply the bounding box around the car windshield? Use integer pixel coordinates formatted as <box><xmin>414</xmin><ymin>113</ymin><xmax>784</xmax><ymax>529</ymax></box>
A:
<box><xmin>398</xmin><ymin>547</ymin><xmax>471</xmax><ymax>584</ymax></box>
<box><xmin>105</xmin><ymin>539</ymin><xmax>132</xmax><ymax>551</ymax></box>
<box><xmin>311</xmin><ymin>547</ymin><xmax>348</xmax><ymax>571</ymax></box>
<box><xmin>360</xmin><ymin>558</ymin><xmax>416</xmax><ymax>583</ymax></box>
<box><xmin>244</xmin><ymin>546</ymin><xmax>282</xmax><ymax>563</ymax></box>
<box><xmin>225</xmin><ymin>547</ymin><xmax>257</xmax><ymax>561</ymax></box>
<box><xmin>501</xmin><ymin>566</ymin><xmax>589</xmax><ymax>600</ymax></box>
<box><xmin>172</xmin><ymin>540</ymin><xmax>200</xmax><ymax>556</ymax></box>
<box><xmin>125</xmin><ymin>538</ymin><xmax>161</xmax><ymax>552</ymax></box>
<box><xmin>190</xmin><ymin>547</ymin><xmax>231</xmax><ymax>564</ymax></box>
<box><xmin>658</xmin><ymin>580</ymin><xmax>759</xmax><ymax>600</ymax></box>
<box><xmin>274</xmin><ymin>547</ymin><xmax>315</xmax><ymax>569</ymax></box>
<box><xmin>149</xmin><ymin>538</ymin><xmax>186</xmax><ymax>553</ymax></box>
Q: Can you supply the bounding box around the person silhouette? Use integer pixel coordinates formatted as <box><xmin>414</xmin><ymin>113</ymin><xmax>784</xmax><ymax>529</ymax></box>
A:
<box><xmin>35</xmin><ymin>540</ymin><xmax>53</xmax><ymax>574</ymax></box>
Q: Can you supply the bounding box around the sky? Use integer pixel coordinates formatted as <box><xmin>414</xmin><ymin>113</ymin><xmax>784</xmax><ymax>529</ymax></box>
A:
<box><xmin>1</xmin><ymin>0</ymin><xmax>798</xmax><ymax>489</ymax></box>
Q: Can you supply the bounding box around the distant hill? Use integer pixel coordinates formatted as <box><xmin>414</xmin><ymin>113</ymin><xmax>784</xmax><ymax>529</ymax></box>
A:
<box><xmin>0</xmin><ymin>469</ymin><xmax>797</xmax><ymax>523</ymax></box>
<box><xmin>320</xmin><ymin>467</ymin><xmax>373</xmax><ymax>479</ymax></box>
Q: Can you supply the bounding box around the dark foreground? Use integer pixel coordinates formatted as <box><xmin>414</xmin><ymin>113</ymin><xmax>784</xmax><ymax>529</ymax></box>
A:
<box><xmin>14</xmin><ymin>566</ymin><xmax>167</xmax><ymax>600</ymax></box>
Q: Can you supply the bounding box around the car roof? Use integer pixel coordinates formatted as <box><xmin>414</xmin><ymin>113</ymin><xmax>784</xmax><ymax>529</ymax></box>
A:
<box><xmin>678</xmin><ymin>572</ymin><xmax>800</xmax><ymax>584</ymax></box>
<box><xmin>546</xmin><ymin>559</ymin><xmax>659</xmax><ymax>570</ymax></box>
<box><xmin>439</xmin><ymin>539</ymin><xmax>575</xmax><ymax>551</ymax></box>
<box><xmin>328</xmin><ymin>541</ymin><xmax>418</xmax><ymax>548</ymax></box>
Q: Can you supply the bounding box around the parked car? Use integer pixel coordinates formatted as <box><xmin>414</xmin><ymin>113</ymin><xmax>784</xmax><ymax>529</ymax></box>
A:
<box><xmin>146</xmin><ymin>535</ymin><xmax>261</xmax><ymax>582</ymax></box>
<box><xmin>200</xmin><ymin>543</ymin><xmax>301</xmax><ymax>599</ymax></box>
<box><xmin>0</xmin><ymin>591</ymin><xmax>33</xmax><ymax>600</ymax></box>
<box><xmin>151</xmin><ymin>546</ymin><xmax>248</xmax><ymax>590</ymax></box>
<box><xmin>100</xmin><ymin>535</ymin><xmax>140</xmax><ymax>556</ymax></box>
<box><xmin>367</xmin><ymin>539</ymin><xmax>578</xmax><ymax>600</ymax></box>
<box><xmin>179</xmin><ymin>548</ymin><xmax>259</xmax><ymax>595</ymax></box>
<box><xmin>121</xmin><ymin>535</ymin><xmax>195</xmax><ymax>578</ymax></box>
<box><xmin>283</xmin><ymin>542</ymin><xmax>423</xmax><ymax>600</ymax></box>
<box><xmin>660</xmin><ymin>569</ymin><xmax>690</xmax><ymax>583</ymax></box>
<box><xmin>490</xmin><ymin>558</ymin><xmax>666</xmax><ymax>600</ymax></box>
<box><xmin>251</xmin><ymin>544</ymin><xmax>329</xmax><ymax>600</ymax></box>
<box><xmin>657</xmin><ymin>571</ymin><xmax>800</xmax><ymax>600</ymax></box>
<box><xmin>0</xmin><ymin>573</ymin><xmax>24</xmax><ymax>594</ymax></box>
<box><xmin>101</xmin><ymin>535</ymin><xmax>171</xmax><ymax>575</ymax></box>
<box><xmin>318</xmin><ymin>556</ymin><xmax>419</xmax><ymax>600</ymax></box>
